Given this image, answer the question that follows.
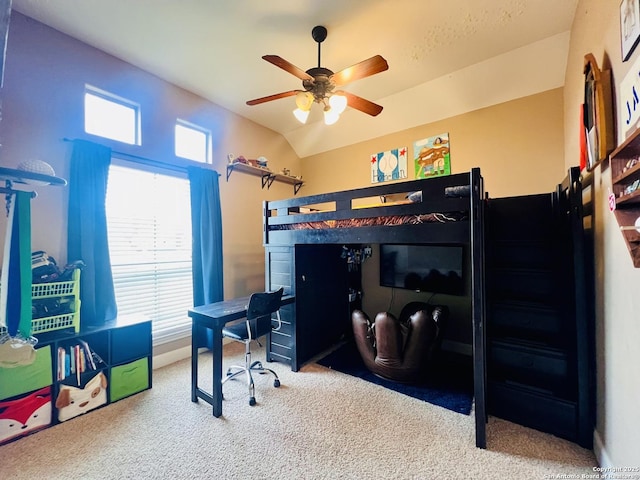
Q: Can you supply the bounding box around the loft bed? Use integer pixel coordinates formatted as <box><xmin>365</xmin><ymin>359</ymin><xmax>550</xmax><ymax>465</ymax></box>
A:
<box><xmin>263</xmin><ymin>169</ymin><xmax>483</xmax><ymax>246</ymax></box>
<box><xmin>262</xmin><ymin>168</ymin><xmax>488</xmax><ymax>449</ymax></box>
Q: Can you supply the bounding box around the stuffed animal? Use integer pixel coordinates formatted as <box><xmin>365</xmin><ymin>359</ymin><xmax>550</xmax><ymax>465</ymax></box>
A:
<box><xmin>55</xmin><ymin>372</ymin><xmax>107</xmax><ymax>422</ymax></box>
<box><xmin>0</xmin><ymin>386</ymin><xmax>52</xmax><ymax>444</ymax></box>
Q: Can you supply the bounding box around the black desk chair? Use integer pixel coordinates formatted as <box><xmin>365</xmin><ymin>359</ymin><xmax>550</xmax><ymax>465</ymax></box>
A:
<box><xmin>221</xmin><ymin>287</ymin><xmax>284</xmax><ymax>406</ymax></box>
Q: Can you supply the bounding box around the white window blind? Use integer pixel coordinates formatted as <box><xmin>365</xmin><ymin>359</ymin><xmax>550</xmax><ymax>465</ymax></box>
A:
<box><xmin>106</xmin><ymin>163</ymin><xmax>193</xmax><ymax>344</ymax></box>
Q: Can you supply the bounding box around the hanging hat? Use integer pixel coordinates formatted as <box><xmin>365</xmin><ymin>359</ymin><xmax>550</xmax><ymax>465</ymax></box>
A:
<box><xmin>0</xmin><ymin>162</ymin><xmax>66</xmax><ymax>187</ymax></box>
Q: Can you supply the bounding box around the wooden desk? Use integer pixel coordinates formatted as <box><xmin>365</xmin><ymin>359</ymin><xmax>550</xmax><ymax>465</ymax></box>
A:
<box><xmin>188</xmin><ymin>294</ymin><xmax>295</xmax><ymax>417</ymax></box>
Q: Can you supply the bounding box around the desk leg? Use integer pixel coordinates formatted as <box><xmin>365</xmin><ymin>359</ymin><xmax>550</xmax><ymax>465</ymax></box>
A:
<box><xmin>212</xmin><ymin>325</ymin><xmax>223</xmax><ymax>417</ymax></box>
<box><xmin>191</xmin><ymin>322</ymin><xmax>198</xmax><ymax>402</ymax></box>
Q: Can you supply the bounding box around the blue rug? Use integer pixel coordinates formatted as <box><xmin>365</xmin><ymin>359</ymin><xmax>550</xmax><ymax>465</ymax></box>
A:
<box><xmin>316</xmin><ymin>341</ymin><xmax>473</xmax><ymax>415</ymax></box>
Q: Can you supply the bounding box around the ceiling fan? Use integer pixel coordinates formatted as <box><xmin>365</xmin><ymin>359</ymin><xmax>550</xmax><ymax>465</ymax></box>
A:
<box><xmin>246</xmin><ymin>25</ymin><xmax>389</xmax><ymax>125</ymax></box>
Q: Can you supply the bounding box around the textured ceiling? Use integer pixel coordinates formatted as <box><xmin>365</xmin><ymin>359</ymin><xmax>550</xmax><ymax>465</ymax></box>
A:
<box><xmin>12</xmin><ymin>0</ymin><xmax>578</xmax><ymax>158</ymax></box>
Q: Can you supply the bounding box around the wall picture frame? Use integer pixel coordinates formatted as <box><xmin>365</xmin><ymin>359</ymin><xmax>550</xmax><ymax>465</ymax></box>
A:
<box><xmin>370</xmin><ymin>147</ymin><xmax>407</xmax><ymax>184</ymax></box>
<box><xmin>583</xmin><ymin>54</ymin><xmax>615</xmax><ymax>171</ymax></box>
<box><xmin>413</xmin><ymin>133</ymin><xmax>450</xmax><ymax>179</ymax></box>
<box><xmin>621</xmin><ymin>0</ymin><xmax>640</xmax><ymax>61</ymax></box>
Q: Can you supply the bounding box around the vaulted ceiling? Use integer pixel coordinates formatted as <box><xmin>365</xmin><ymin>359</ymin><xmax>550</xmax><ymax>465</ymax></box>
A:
<box><xmin>12</xmin><ymin>0</ymin><xmax>578</xmax><ymax>158</ymax></box>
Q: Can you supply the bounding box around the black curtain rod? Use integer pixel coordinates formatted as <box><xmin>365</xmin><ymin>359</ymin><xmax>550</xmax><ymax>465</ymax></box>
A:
<box><xmin>111</xmin><ymin>150</ymin><xmax>188</xmax><ymax>175</ymax></box>
<box><xmin>62</xmin><ymin>138</ymin><xmax>219</xmax><ymax>176</ymax></box>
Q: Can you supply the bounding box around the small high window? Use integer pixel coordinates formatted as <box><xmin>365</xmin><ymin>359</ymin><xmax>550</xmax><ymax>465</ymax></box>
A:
<box><xmin>84</xmin><ymin>85</ymin><xmax>141</xmax><ymax>145</ymax></box>
<box><xmin>175</xmin><ymin>120</ymin><xmax>211</xmax><ymax>163</ymax></box>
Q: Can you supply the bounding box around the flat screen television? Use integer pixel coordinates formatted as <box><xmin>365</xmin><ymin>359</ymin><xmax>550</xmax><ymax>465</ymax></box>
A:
<box><xmin>380</xmin><ymin>244</ymin><xmax>464</xmax><ymax>295</ymax></box>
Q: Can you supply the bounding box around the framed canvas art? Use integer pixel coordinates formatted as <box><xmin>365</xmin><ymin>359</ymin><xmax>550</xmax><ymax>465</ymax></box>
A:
<box><xmin>414</xmin><ymin>133</ymin><xmax>450</xmax><ymax>179</ymax></box>
<box><xmin>370</xmin><ymin>147</ymin><xmax>407</xmax><ymax>183</ymax></box>
<box><xmin>621</xmin><ymin>0</ymin><xmax>640</xmax><ymax>61</ymax></box>
<box><xmin>583</xmin><ymin>54</ymin><xmax>614</xmax><ymax>171</ymax></box>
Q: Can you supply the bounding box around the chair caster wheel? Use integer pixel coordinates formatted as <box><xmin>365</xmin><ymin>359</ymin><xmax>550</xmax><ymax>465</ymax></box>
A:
<box><xmin>249</xmin><ymin>397</ymin><xmax>256</xmax><ymax>406</ymax></box>
<box><xmin>274</xmin><ymin>379</ymin><xmax>281</xmax><ymax>388</ymax></box>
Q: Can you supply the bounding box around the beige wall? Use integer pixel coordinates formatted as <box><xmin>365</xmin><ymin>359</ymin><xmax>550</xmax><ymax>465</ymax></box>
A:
<box><xmin>300</xmin><ymin>89</ymin><xmax>566</xmax><ymax>199</ymax></box>
<box><xmin>564</xmin><ymin>0</ymin><xmax>640</xmax><ymax>467</ymax></box>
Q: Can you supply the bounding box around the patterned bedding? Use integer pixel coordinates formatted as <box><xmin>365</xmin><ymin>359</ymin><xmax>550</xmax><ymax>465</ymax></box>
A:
<box><xmin>269</xmin><ymin>211</ymin><xmax>467</xmax><ymax>231</ymax></box>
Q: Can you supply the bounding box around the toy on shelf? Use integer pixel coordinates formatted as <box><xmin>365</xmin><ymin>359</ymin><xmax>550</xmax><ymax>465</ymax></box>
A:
<box><xmin>226</xmin><ymin>153</ymin><xmax>304</xmax><ymax>194</ymax></box>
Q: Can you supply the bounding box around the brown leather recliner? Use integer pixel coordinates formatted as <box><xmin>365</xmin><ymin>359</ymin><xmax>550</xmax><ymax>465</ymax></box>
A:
<box><xmin>352</xmin><ymin>302</ymin><xmax>447</xmax><ymax>383</ymax></box>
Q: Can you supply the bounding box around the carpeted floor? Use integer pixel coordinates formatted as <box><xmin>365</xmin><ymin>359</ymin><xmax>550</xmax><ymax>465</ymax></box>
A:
<box><xmin>316</xmin><ymin>341</ymin><xmax>473</xmax><ymax>415</ymax></box>
<box><xmin>0</xmin><ymin>341</ymin><xmax>596</xmax><ymax>479</ymax></box>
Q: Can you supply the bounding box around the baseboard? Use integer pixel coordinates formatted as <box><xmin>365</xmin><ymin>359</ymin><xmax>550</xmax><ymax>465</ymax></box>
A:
<box><xmin>593</xmin><ymin>428</ymin><xmax>611</xmax><ymax>468</ymax></box>
<box><xmin>152</xmin><ymin>339</ymin><xmax>235</xmax><ymax>370</ymax></box>
<box><xmin>153</xmin><ymin>345</ymin><xmax>192</xmax><ymax>369</ymax></box>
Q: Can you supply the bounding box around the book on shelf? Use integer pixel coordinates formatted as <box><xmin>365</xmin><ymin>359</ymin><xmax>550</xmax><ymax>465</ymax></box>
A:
<box><xmin>78</xmin><ymin>339</ymin><xmax>97</xmax><ymax>370</ymax></box>
<box><xmin>75</xmin><ymin>345</ymin><xmax>81</xmax><ymax>384</ymax></box>
<box><xmin>57</xmin><ymin>341</ymin><xmax>102</xmax><ymax>381</ymax></box>
<box><xmin>57</xmin><ymin>347</ymin><xmax>65</xmax><ymax>380</ymax></box>
<box><xmin>69</xmin><ymin>346</ymin><xmax>75</xmax><ymax>376</ymax></box>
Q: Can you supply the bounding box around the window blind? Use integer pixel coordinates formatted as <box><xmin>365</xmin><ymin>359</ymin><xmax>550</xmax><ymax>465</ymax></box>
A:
<box><xmin>106</xmin><ymin>163</ymin><xmax>193</xmax><ymax>344</ymax></box>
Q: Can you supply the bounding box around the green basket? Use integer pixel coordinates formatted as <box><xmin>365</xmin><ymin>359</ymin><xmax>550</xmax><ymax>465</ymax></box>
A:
<box><xmin>0</xmin><ymin>269</ymin><xmax>81</xmax><ymax>335</ymax></box>
<box><xmin>31</xmin><ymin>269</ymin><xmax>80</xmax><ymax>299</ymax></box>
<box><xmin>31</xmin><ymin>300</ymin><xmax>81</xmax><ymax>334</ymax></box>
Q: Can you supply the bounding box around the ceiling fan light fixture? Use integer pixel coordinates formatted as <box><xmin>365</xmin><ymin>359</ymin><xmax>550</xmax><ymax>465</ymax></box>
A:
<box><xmin>329</xmin><ymin>93</ymin><xmax>347</xmax><ymax>115</ymax></box>
<box><xmin>295</xmin><ymin>91</ymin><xmax>314</xmax><ymax>110</ymax></box>
<box><xmin>293</xmin><ymin>107</ymin><xmax>310</xmax><ymax>124</ymax></box>
<box><xmin>323</xmin><ymin>107</ymin><xmax>340</xmax><ymax>125</ymax></box>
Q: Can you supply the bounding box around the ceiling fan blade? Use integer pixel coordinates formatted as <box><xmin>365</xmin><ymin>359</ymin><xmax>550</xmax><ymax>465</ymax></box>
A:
<box><xmin>338</xmin><ymin>91</ymin><xmax>383</xmax><ymax>116</ymax></box>
<box><xmin>330</xmin><ymin>55</ymin><xmax>389</xmax><ymax>86</ymax></box>
<box><xmin>246</xmin><ymin>90</ymin><xmax>301</xmax><ymax>106</ymax></box>
<box><xmin>262</xmin><ymin>55</ymin><xmax>314</xmax><ymax>81</ymax></box>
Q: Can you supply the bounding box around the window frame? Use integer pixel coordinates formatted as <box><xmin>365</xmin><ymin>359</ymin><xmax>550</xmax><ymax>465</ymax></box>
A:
<box><xmin>174</xmin><ymin>119</ymin><xmax>212</xmax><ymax>164</ymax></box>
<box><xmin>105</xmin><ymin>158</ymin><xmax>193</xmax><ymax>346</ymax></box>
<box><xmin>84</xmin><ymin>85</ymin><xmax>142</xmax><ymax>146</ymax></box>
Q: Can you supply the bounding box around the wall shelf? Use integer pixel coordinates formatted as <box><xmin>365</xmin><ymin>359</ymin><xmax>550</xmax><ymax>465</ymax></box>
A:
<box><xmin>610</xmin><ymin>126</ymin><xmax>640</xmax><ymax>267</ymax></box>
<box><xmin>226</xmin><ymin>162</ymin><xmax>303</xmax><ymax>195</ymax></box>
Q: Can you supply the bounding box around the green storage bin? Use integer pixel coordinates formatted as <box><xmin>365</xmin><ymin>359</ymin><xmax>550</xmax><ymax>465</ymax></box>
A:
<box><xmin>0</xmin><ymin>345</ymin><xmax>52</xmax><ymax>400</ymax></box>
<box><xmin>110</xmin><ymin>357</ymin><xmax>149</xmax><ymax>402</ymax></box>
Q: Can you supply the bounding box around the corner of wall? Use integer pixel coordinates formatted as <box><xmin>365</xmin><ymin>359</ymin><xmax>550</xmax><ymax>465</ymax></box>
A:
<box><xmin>593</xmin><ymin>428</ymin><xmax>612</xmax><ymax>468</ymax></box>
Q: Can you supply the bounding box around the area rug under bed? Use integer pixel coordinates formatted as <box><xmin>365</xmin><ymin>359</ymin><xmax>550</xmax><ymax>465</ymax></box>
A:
<box><xmin>316</xmin><ymin>341</ymin><xmax>473</xmax><ymax>415</ymax></box>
